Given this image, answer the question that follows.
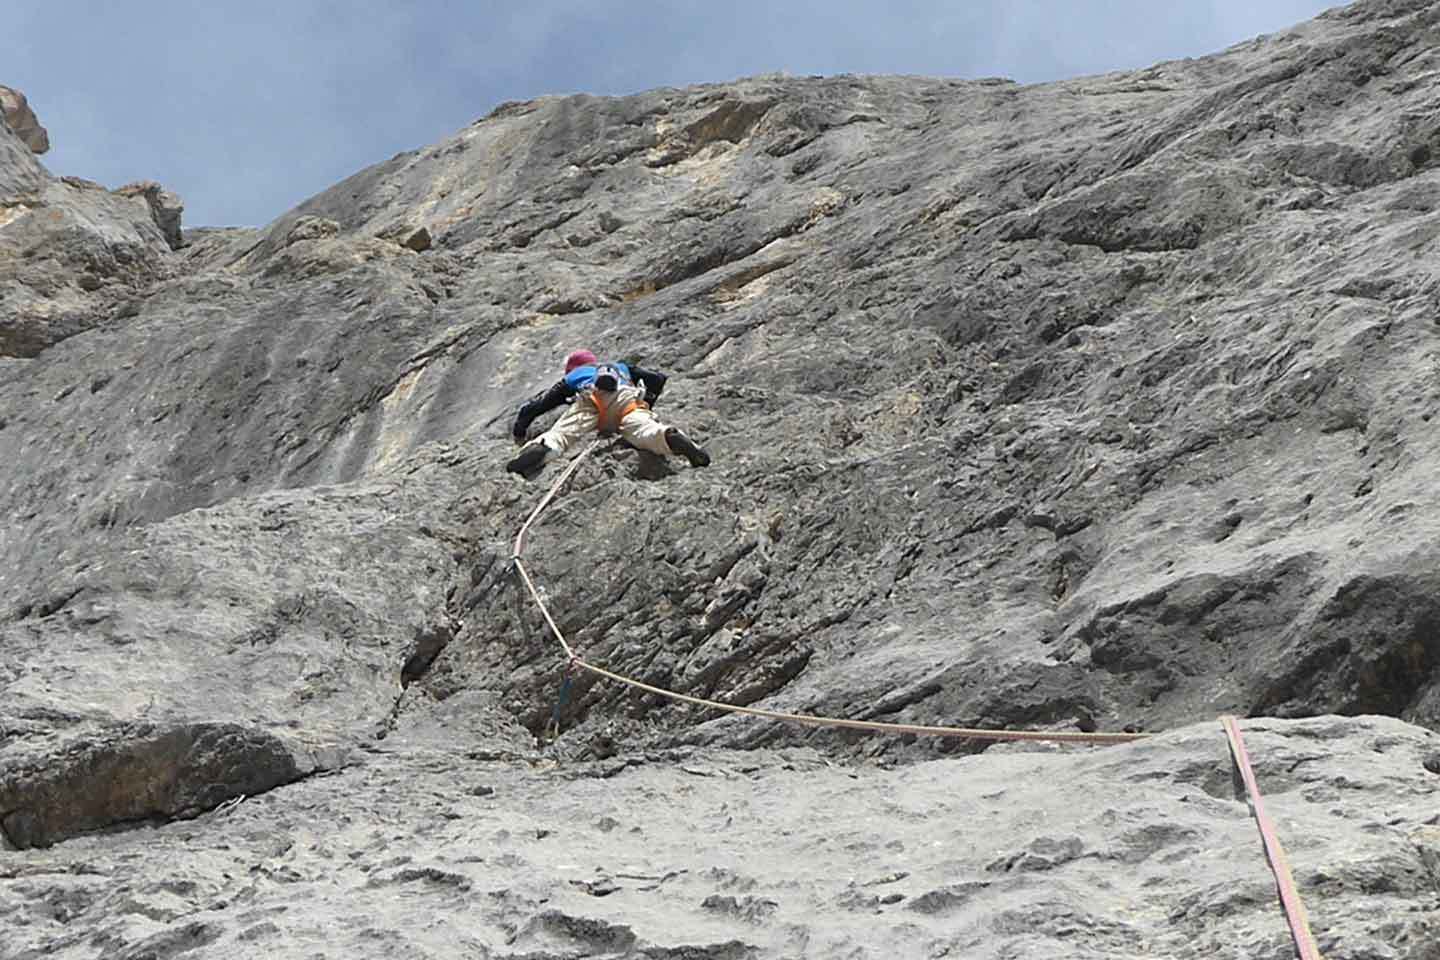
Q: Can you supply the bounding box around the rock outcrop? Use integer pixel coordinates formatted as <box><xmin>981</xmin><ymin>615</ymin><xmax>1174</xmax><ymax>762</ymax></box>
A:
<box><xmin>0</xmin><ymin>86</ymin><xmax>185</xmax><ymax>357</ymax></box>
<box><xmin>0</xmin><ymin>85</ymin><xmax>50</xmax><ymax>154</ymax></box>
<box><xmin>117</xmin><ymin>180</ymin><xmax>186</xmax><ymax>251</ymax></box>
<box><xmin>4</xmin><ymin>2</ymin><xmax>1440</xmax><ymax>956</ymax></box>
<box><xmin>0</xmin><ymin>170</ymin><xmax>179</xmax><ymax>356</ymax></box>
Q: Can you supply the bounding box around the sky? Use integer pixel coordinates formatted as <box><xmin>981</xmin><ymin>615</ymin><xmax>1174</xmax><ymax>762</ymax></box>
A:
<box><xmin>5</xmin><ymin>1</ymin><xmax>1342</xmax><ymax>229</ymax></box>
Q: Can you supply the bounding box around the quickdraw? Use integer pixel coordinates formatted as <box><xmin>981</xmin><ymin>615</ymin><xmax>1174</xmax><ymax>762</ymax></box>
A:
<box><xmin>545</xmin><ymin>662</ymin><xmax>578</xmax><ymax>740</ymax></box>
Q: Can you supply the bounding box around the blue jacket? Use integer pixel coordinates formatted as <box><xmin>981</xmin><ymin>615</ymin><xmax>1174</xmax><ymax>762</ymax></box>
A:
<box><xmin>563</xmin><ymin>362</ymin><xmax>633</xmax><ymax>392</ymax></box>
<box><xmin>512</xmin><ymin>360</ymin><xmax>668</xmax><ymax>441</ymax></box>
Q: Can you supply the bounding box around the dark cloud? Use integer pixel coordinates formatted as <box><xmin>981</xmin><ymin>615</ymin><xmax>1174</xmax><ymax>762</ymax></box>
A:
<box><xmin>6</xmin><ymin>0</ymin><xmax>1340</xmax><ymax>227</ymax></box>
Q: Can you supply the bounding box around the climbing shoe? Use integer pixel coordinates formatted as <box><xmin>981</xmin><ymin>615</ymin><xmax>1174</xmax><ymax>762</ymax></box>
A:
<box><xmin>506</xmin><ymin>444</ymin><xmax>547</xmax><ymax>476</ymax></box>
<box><xmin>664</xmin><ymin>427</ymin><xmax>711</xmax><ymax>468</ymax></box>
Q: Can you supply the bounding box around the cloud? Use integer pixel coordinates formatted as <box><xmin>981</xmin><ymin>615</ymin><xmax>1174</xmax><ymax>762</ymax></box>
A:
<box><xmin>6</xmin><ymin>0</ymin><xmax>1338</xmax><ymax>227</ymax></box>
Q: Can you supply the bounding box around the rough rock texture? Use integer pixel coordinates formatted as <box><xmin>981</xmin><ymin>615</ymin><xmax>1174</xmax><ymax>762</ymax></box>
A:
<box><xmin>0</xmin><ymin>88</ymin><xmax>182</xmax><ymax>357</ymax></box>
<box><xmin>5</xmin><ymin>1</ymin><xmax>1440</xmax><ymax>955</ymax></box>
<box><xmin>2</xmin><ymin>718</ymin><xmax>1438</xmax><ymax>957</ymax></box>
<box><xmin>0</xmin><ymin>85</ymin><xmax>50</xmax><ymax>154</ymax></box>
<box><xmin>0</xmin><ymin>722</ymin><xmax>343</xmax><ymax>849</ymax></box>
<box><xmin>116</xmin><ymin>181</ymin><xmax>186</xmax><ymax>251</ymax></box>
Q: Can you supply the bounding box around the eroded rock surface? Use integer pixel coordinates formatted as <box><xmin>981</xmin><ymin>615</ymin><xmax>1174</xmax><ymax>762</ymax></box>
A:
<box><xmin>4</xmin><ymin>2</ymin><xmax>1440</xmax><ymax>955</ymax></box>
<box><xmin>0</xmin><ymin>722</ymin><xmax>325</xmax><ymax>849</ymax></box>
<box><xmin>0</xmin><ymin>85</ymin><xmax>49</xmax><ymax>155</ymax></box>
<box><xmin>2</xmin><ymin>718</ymin><xmax>1437</xmax><ymax>957</ymax></box>
<box><xmin>0</xmin><ymin>88</ymin><xmax>183</xmax><ymax>357</ymax></box>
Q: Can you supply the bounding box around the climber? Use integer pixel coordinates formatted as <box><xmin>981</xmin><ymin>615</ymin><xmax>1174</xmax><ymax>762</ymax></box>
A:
<box><xmin>505</xmin><ymin>349</ymin><xmax>711</xmax><ymax>476</ymax></box>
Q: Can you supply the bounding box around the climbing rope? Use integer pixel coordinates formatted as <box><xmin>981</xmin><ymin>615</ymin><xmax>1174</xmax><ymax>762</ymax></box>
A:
<box><xmin>511</xmin><ymin>438</ymin><xmax>604</xmax><ymax>662</ymax></box>
<box><xmin>507</xmin><ymin>437</ymin><xmax>1327</xmax><ymax>956</ymax></box>
<box><xmin>1221</xmin><ymin>716</ymin><xmax>1324</xmax><ymax>959</ymax></box>
<box><xmin>509</xmin><ymin>438</ymin><xmax>1145</xmax><ymax>745</ymax></box>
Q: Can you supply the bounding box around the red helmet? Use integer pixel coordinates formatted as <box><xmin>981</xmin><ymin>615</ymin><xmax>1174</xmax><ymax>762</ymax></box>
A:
<box><xmin>564</xmin><ymin>349</ymin><xmax>597</xmax><ymax>373</ymax></box>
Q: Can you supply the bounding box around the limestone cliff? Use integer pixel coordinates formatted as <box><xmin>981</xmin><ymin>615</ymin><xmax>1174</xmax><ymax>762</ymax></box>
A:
<box><xmin>3</xmin><ymin>3</ymin><xmax>1440</xmax><ymax>956</ymax></box>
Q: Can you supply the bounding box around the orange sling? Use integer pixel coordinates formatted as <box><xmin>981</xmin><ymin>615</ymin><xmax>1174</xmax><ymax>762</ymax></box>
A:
<box><xmin>591</xmin><ymin>391</ymin><xmax>647</xmax><ymax>434</ymax></box>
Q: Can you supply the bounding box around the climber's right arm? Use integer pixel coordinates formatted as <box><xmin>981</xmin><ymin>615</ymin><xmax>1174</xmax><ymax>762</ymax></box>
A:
<box><xmin>512</xmin><ymin>380</ymin><xmax>575</xmax><ymax>441</ymax></box>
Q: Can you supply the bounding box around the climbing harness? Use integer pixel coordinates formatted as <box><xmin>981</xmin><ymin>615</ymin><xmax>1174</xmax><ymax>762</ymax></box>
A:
<box><xmin>509</xmin><ymin>439</ymin><xmax>1324</xmax><ymax>957</ymax></box>
<box><xmin>590</xmin><ymin>390</ymin><xmax>646</xmax><ymax>435</ymax></box>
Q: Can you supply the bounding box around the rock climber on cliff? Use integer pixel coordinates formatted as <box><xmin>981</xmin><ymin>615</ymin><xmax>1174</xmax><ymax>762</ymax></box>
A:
<box><xmin>506</xmin><ymin>349</ymin><xmax>711</xmax><ymax>476</ymax></box>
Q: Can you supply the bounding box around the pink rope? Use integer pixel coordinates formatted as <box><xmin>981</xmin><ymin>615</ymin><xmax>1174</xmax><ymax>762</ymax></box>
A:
<box><xmin>1221</xmin><ymin>716</ymin><xmax>1324</xmax><ymax>960</ymax></box>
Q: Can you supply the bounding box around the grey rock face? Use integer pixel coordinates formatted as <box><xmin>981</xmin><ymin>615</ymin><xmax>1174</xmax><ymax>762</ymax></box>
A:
<box><xmin>0</xmin><ymin>722</ymin><xmax>303</xmax><ymax>848</ymax></box>
<box><xmin>0</xmin><ymin>717</ymin><xmax>1436</xmax><ymax>957</ymax></box>
<box><xmin>0</xmin><ymin>119</ymin><xmax>183</xmax><ymax>356</ymax></box>
<box><xmin>5</xmin><ymin>1</ymin><xmax>1440</xmax><ymax>955</ymax></box>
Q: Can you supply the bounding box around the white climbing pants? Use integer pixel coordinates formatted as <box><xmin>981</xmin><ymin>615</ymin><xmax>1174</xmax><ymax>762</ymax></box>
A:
<box><xmin>525</xmin><ymin>384</ymin><xmax>675</xmax><ymax>463</ymax></box>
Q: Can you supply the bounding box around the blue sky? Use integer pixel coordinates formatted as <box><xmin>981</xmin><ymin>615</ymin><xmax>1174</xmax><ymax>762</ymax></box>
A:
<box><xmin>6</xmin><ymin>1</ymin><xmax>1340</xmax><ymax>228</ymax></box>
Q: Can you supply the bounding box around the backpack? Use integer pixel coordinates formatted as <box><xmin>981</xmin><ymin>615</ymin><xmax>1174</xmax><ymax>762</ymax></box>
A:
<box><xmin>590</xmin><ymin>363</ymin><xmax>631</xmax><ymax>393</ymax></box>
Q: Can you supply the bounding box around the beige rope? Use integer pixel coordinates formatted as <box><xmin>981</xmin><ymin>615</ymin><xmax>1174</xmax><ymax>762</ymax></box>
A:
<box><xmin>575</xmin><ymin>657</ymin><xmax>1145</xmax><ymax>743</ymax></box>
<box><xmin>504</xmin><ymin>402</ymin><xmax>1324</xmax><ymax>950</ymax></box>
<box><xmin>511</xmin><ymin>437</ymin><xmax>1147</xmax><ymax>745</ymax></box>
<box><xmin>511</xmin><ymin>439</ymin><xmax>606</xmax><ymax>660</ymax></box>
<box><xmin>512</xmin><ymin>438</ymin><xmax>603</xmax><ymax>563</ymax></box>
